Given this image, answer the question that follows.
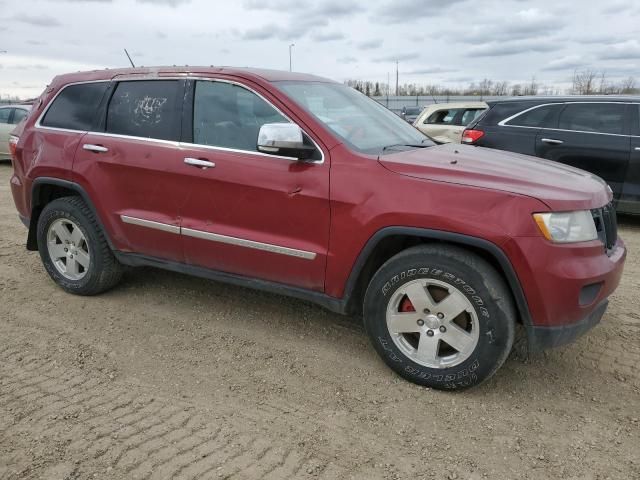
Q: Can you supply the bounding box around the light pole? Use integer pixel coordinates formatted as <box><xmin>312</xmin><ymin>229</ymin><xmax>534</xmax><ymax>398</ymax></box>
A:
<box><xmin>289</xmin><ymin>43</ymin><xmax>295</xmax><ymax>72</ymax></box>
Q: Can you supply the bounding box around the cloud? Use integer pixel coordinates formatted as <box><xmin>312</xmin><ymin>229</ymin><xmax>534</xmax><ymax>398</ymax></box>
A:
<box><xmin>466</xmin><ymin>40</ymin><xmax>558</xmax><ymax>57</ymax></box>
<box><xmin>244</xmin><ymin>0</ymin><xmax>358</xmax><ymax>17</ymax></box>
<box><xmin>357</xmin><ymin>39</ymin><xmax>383</xmax><ymax>50</ymax></box>
<box><xmin>460</xmin><ymin>8</ymin><xmax>564</xmax><ymax>43</ymax></box>
<box><xmin>597</xmin><ymin>40</ymin><xmax>640</xmax><ymax>60</ymax></box>
<box><xmin>542</xmin><ymin>55</ymin><xmax>589</xmax><ymax>71</ymax></box>
<box><xmin>373</xmin><ymin>52</ymin><xmax>421</xmax><ymax>63</ymax></box>
<box><xmin>376</xmin><ymin>0</ymin><xmax>466</xmax><ymax>24</ymax></box>
<box><xmin>337</xmin><ymin>56</ymin><xmax>358</xmax><ymax>64</ymax></box>
<box><xmin>407</xmin><ymin>66</ymin><xmax>457</xmax><ymax>75</ymax></box>
<box><xmin>12</xmin><ymin>14</ymin><xmax>61</xmax><ymax>27</ymax></box>
<box><xmin>311</xmin><ymin>31</ymin><xmax>345</xmax><ymax>42</ymax></box>
<box><xmin>136</xmin><ymin>0</ymin><xmax>192</xmax><ymax>6</ymax></box>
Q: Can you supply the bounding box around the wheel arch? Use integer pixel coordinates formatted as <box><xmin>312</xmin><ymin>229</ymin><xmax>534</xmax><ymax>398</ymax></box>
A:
<box><xmin>28</xmin><ymin>178</ymin><xmax>114</xmax><ymax>251</ymax></box>
<box><xmin>342</xmin><ymin>227</ymin><xmax>533</xmax><ymax>328</ymax></box>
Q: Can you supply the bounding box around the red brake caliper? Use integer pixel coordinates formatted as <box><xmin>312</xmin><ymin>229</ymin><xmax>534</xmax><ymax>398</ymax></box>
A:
<box><xmin>399</xmin><ymin>296</ymin><xmax>416</xmax><ymax>312</ymax></box>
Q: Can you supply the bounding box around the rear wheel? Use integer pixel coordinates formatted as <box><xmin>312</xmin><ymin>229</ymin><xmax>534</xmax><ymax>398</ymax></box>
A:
<box><xmin>364</xmin><ymin>244</ymin><xmax>515</xmax><ymax>390</ymax></box>
<box><xmin>37</xmin><ymin>196</ymin><xmax>123</xmax><ymax>295</ymax></box>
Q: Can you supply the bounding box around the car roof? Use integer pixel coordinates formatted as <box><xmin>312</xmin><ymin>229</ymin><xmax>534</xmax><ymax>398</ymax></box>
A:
<box><xmin>424</xmin><ymin>101</ymin><xmax>488</xmax><ymax>109</ymax></box>
<box><xmin>488</xmin><ymin>95</ymin><xmax>640</xmax><ymax>106</ymax></box>
<box><xmin>0</xmin><ymin>104</ymin><xmax>31</xmax><ymax>110</ymax></box>
<box><xmin>48</xmin><ymin>66</ymin><xmax>336</xmax><ymax>89</ymax></box>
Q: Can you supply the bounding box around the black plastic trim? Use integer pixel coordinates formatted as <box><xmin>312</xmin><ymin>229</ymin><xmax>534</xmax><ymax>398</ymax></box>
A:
<box><xmin>528</xmin><ymin>300</ymin><xmax>608</xmax><ymax>351</ymax></box>
<box><xmin>114</xmin><ymin>251</ymin><xmax>347</xmax><ymax>314</ymax></box>
<box><xmin>342</xmin><ymin>227</ymin><xmax>534</xmax><ymax>329</ymax></box>
<box><xmin>30</xmin><ymin>177</ymin><xmax>115</xmax><ymax>251</ymax></box>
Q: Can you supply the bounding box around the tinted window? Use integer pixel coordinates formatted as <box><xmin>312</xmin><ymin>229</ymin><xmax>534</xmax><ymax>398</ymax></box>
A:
<box><xmin>426</xmin><ymin>108</ymin><xmax>462</xmax><ymax>125</ymax></box>
<box><xmin>193</xmin><ymin>81</ymin><xmax>288</xmax><ymax>151</ymax></box>
<box><xmin>41</xmin><ymin>82</ymin><xmax>109</xmax><ymax>131</ymax></box>
<box><xmin>0</xmin><ymin>108</ymin><xmax>10</xmax><ymax>124</ymax></box>
<box><xmin>461</xmin><ymin>108</ymin><xmax>485</xmax><ymax>126</ymax></box>
<box><xmin>506</xmin><ymin>104</ymin><xmax>560</xmax><ymax>128</ymax></box>
<box><xmin>106</xmin><ymin>81</ymin><xmax>180</xmax><ymax>141</ymax></box>
<box><xmin>558</xmin><ymin>103</ymin><xmax>626</xmax><ymax>135</ymax></box>
<box><xmin>11</xmin><ymin>108</ymin><xmax>28</xmax><ymax>124</ymax></box>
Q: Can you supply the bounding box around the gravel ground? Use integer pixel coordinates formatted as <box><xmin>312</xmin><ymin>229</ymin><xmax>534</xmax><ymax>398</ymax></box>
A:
<box><xmin>0</xmin><ymin>162</ymin><xmax>638</xmax><ymax>480</ymax></box>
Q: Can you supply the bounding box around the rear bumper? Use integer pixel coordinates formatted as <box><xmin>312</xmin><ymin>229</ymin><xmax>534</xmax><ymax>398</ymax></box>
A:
<box><xmin>527</xmin><ymin>300</ymin><xmax>608</xmax><ymax>351</ymax></box>
<box><xmin>18</xmin><ymin>214</ymin><xmax>29</xmax><ymax>228</ymax></box>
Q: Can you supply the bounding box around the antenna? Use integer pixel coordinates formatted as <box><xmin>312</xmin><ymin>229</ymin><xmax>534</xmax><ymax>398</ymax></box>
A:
<box><xmin>124</xmin><ymin>49</ymin><xmax>135</xmax><ymax>68</ymax></box>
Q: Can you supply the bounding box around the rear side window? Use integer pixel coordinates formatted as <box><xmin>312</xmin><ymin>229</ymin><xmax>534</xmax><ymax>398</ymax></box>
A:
<box><xmin>12</xmin><ymin>108</ymin><xmax>28</xmax><ymax>124</ymax></box>
<box><xmin>106</xmin><ymin>80</ymin><xmax>180</xmax><ymax>141</ymax></box>
<box><xmin>558</xmin><ymin>103</ymin><xmax>626</xmax><ymax>135</ymax></box>
<box><xmin>461</xmin><ymin>109</ymin><xmax>485</xmax><ymax>126</ymax></box>
<box><xmin>425</xmin><ymin>108</ymin><xmax>462</xmax><ymax>125</ymax></box>
<box><xmin>504</xmin><ymin>104</ymin><xmax>560</xmax><ymax>128</ymax></box>
<box><xmin>0</xmin><ymin>108</ymin><xmax>10</xmax><ymax>124</ymax></box>
<box><xmin>41</xmin><ymin>82</ymin><xmax>109</xmax><ymax>131</ymax></box>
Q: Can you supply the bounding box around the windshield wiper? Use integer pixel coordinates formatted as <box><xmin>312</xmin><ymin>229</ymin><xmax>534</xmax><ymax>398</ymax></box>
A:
<box><xmin>382</xmin><ymin>142</ymin><xmax>431</xmax><ymax>152</ymax></box>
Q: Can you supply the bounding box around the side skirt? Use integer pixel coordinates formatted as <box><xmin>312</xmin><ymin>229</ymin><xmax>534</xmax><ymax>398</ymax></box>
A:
<box><xmin>113</xmin><ymin>251</ymin><xmax>349</xmax><ymax>315</ymax></box>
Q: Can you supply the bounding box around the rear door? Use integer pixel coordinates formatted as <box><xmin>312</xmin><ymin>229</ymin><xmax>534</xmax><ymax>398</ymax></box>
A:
<box><xmin>176</xmin><ymin>78</ymin><xmax>330</xmax><ymax>291</ymax></box>
<box><xmin>535</xmin><ymin>102</ymin><xmax>630</xmax><ymax>200</ymax></box>
<box><xmin>623</xmin><ymin>103</ymin><xmax>640</xmax><ymax>214</ymax></box>
<box><xmin>483</xmin><ymin>103</ymin><xmax>562</xmax><ymax>155</ymax></box>
<box><xmin>72</xmin><ymin>79</ymin><xmax>187</xmax><ymax>262</ymax></box>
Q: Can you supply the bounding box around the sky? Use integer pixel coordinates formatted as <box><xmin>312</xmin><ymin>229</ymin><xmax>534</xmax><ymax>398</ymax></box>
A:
<box><xmin>0</xmin><ymin>0</ymin><xmax>639</xmax><ymax>99</ymax></box>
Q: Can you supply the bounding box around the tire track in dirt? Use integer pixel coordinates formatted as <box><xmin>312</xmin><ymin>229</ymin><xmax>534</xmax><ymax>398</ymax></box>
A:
<box><xmin>0</xmin><ymin>342</ymin><xmax>379</xmax><ymax>479</ymax></box>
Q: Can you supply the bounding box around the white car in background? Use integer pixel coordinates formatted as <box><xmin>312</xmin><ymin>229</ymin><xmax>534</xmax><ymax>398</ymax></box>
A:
<box><xmin>413</xmin><ymin>102</ymin><xmax>487</xmax><ymax>144</ymax></box>
<box><xmin>0</xmin><ymin>105</ymin><xmax>31</xmax><ymax>160</ymax></box>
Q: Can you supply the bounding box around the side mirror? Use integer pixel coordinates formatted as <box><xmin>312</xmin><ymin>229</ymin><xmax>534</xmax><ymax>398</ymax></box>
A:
<box><xmin>257</xmin><ymin>123</ymin><xmax>316</xmax><ymax>160</ymax></box>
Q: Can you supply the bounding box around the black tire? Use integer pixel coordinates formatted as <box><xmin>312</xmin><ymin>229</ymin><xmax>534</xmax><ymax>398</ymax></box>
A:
<box><xmin>37</xmin><ymin>196</ymin><xmax>123</xmax><ymax>295</ymax></box>
<box><xmin>363</xmin><ymin>244</ymin><xmax>515</xmax><ymax>390</ymax></box>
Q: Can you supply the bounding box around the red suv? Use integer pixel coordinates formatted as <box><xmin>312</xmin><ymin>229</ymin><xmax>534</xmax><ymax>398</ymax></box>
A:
<box><xmin>9</xmin><ymin>67</ymin><xmax>626</xmax><ymax>390</ymax></box>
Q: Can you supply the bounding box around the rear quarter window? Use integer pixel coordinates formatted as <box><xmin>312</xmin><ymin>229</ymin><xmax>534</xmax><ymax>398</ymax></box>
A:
<box><xmin>502</xmin><ymin>104</ymin><xmax>562</xmax><ymax>128</ymax></box>
<box><xmin>41</xmin><ymin>82</ymin><xmax>109</xmax><ymax>131</ymax></box>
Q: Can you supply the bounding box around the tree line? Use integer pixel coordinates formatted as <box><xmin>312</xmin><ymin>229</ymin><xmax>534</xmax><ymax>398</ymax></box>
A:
<box><xmin>345</xmin><ymin>70</ymin><xmax>639</xmax><ymax>97</ymax></box>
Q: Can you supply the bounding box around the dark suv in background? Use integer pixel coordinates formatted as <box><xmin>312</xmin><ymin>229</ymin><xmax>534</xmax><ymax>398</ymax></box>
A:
<box><xmin>462</xmin><ymin>97</ymin><xmax>640</xmax><ymax>214</ymax></box>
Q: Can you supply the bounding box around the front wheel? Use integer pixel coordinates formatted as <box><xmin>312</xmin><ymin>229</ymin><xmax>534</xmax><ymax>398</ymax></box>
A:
<box><xmin>364</xmin><ymin>245</ymin><xmax>515</xmax><ymax>390</ymax></box>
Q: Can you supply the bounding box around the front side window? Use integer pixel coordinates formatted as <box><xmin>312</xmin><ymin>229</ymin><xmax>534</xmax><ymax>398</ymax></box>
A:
<box><xmin>11</xmin><ymin>108</ymin><xmax>28</xmax><ymax>124</ymax></box>
<box><xmin>193</xmin><ymin>81</ymin><xmax>288</xmax><ymax>151</ymax></box>
<box><xmin>0</xmin><ymin>108</ymin><xmax>10</xmax><ymax>124</ymax></box>
<box><xmin>504</xmin><ymin>104</ymin><xmax>561</xmax><ymax>128</ymax></box>
<box><xmin>277</xmin><ymin>81</ymin><xmax>432</xmax><ymax>155</ymax></box>
<box><xmin>106</xmin><ymin>80</ymin><xmax>180</xmax><ymax>141</ymax></box>
<box><xmin>558</xmin><ymin>103</ymin><xmax>626</xmax><ymax>135</ymax></box>
<box><xmin>426</xmin><ymin>109</ymin><xmax>462</xmax><ymax>125</ymax></box>
<box><xmin>41</xmin><ymin>82</ymin><xmax>109</xmax><ymax>131</ymax></box>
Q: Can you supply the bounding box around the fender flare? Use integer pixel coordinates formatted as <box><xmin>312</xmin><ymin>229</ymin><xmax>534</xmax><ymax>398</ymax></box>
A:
<box><xmin>342</xmin><ymin>226</ymin><xmax>533</xmax><ymax>328</ymax></box>
<box><xmin>28</xmin><ymin>177</ymin><xmax>115</xmax><ymax>251</ymax></box>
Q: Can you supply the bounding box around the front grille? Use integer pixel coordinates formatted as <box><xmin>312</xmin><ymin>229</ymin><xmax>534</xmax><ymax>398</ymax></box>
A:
<box><xmin>592</xmin><ymin>202</ymin><xmax>618</xmax><ymax>252</ymax></box>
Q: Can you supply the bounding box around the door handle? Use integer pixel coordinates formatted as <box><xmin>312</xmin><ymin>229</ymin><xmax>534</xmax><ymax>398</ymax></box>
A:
<box><xmin>635</xmin><ymin>147</ymin><xmax>640</xmax><ymax>151</ymax></box>
<box><xmin>184</xmin><ymin>157</ymin><xmax>215</xmax><ymax>169</ymax></box>
<box><xmin>541</xmin><ymin>138</ymin><xmax>564</xmax><ymax>145</ymax></box>
<box><xmin>83</xmin><ymin>144</ymin><xmax>109</xmax><ymax>153</ymax></box>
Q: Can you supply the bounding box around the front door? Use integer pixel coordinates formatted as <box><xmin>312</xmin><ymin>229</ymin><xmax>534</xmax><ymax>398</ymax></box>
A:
<box><xmin>177</xmin><ymin>79</ymin><xmax>330</xmax><ymax>291</ymax></box>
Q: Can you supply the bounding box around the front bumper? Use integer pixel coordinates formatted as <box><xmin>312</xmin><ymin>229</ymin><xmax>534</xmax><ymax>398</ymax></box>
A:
<box><xmin>527</xmin><ymin>300</ymin><xmax>608</xmax><ymax>351</ymax></box>
<box><xmin>503</xmin><ymin>235</ymin><xmax>626</xmax><ymax>351</ymax></box>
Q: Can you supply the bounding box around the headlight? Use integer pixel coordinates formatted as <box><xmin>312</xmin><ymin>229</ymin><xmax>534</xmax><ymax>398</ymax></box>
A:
<box><xmin>533</xmin><ymin>211</ymin><xmax>598</xmax><ymax>243</ymax></box>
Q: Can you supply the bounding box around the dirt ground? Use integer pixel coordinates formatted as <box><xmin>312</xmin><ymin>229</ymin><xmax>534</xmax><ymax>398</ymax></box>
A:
<box><xmin>0</xmin><ymin>162</ymin><xmax>638</xmax><ymax>480</ymax></box>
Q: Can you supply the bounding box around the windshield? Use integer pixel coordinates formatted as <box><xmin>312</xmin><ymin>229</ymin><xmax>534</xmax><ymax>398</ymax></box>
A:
<box><xmin>276</xmin><ymin>81</ymin><xmax>434</xmax><ymax>155</ymax></box>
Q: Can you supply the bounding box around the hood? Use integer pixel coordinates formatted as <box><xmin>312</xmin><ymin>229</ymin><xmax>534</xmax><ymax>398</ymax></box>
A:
<box><xmin>379</xmin><ymin>143</ymin><xmax>611</xmax><ymax>211</ymax></box>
